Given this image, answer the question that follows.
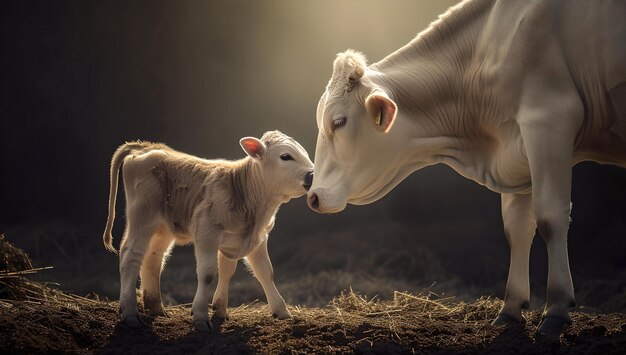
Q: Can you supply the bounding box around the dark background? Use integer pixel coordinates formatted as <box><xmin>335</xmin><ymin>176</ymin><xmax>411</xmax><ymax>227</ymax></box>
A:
<box><xmin>2</xmin><ymin>1</ymin><xmax>625</xmax><ymax>310</ymax></box>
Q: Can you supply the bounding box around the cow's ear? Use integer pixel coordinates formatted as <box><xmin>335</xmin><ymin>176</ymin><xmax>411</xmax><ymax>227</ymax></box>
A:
<box><xmin>240</xmin><ymin>137</ymin><xmax>267</xmax><ymax>159</ymax></box>
<box><xmin>366</xmin><ymin>93</ymin><xmax>398</xmax><ymax>133</ymax></box>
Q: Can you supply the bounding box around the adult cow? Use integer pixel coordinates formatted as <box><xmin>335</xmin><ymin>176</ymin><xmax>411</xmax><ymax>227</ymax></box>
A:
<box><xmin>307</xmin><ymin>0</ymin><xmax>626</xmax><ymax>336</ymax></box>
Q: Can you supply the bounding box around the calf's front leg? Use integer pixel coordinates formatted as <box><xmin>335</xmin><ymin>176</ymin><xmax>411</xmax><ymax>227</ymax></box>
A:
<box><xmin>246</xmin><ymin>239</ymin><xmax>291</xmax><ymax>319</ymax></box>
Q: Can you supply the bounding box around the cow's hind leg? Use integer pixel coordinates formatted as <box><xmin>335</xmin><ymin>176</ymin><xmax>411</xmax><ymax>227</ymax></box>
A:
<box><xmin>211</xmin><ymin>251</ymin><xmax>238</xmax><ymax>319</ymax></box>
<box><xmin>119</xmin><ymin>209</ymin><xmax>158</xmax><ymax>327</ymax></box>
<box><xmin>493</xmin><ymin>192</ymin><xmax>536</xmax><ymax>325</ymax></box>
<box><xmin>140</xmin><ymin>228</ymin><xmax>175</xmax><ymax>316</ymax></box>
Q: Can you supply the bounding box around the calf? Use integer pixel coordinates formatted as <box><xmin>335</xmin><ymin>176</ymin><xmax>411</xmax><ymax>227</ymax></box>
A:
<box><xmin>103</xmin><ymin>131</ymin><xmax>313</xmax><ymax>331</ymax></box>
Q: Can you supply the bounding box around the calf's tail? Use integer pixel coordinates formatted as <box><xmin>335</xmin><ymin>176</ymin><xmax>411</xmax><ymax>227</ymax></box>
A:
<box><xmin>103</xmin><ymin>142</ymin><xmax>144</xmax><ymax>254</ymax></box>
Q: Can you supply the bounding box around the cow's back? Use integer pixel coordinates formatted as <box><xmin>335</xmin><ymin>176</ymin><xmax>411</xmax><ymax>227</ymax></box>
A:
<box><xmin>482</xmin><ymin>0</ymin><xmax>626</xmax><ymax>162</ymax></box>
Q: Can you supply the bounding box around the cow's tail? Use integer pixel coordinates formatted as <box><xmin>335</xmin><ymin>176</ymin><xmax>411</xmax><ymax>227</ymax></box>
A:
<box><xmin>103</xmin><ymin>142</ymin><xmax>145</xmax><ymax>254</ymax></box>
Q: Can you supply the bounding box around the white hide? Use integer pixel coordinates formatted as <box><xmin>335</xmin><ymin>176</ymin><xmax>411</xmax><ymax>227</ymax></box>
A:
<box><xmin>308</xmin><ymin>0</ymin><xmax>626</xmax><ymax>333</ymax></box>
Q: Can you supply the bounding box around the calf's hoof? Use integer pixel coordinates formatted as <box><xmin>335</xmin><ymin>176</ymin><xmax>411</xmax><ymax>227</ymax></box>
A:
<box><xmin>537</xmin><ymin>315</ymin><xmax>571</xmax><ymax>337</ymax></box>
<box><xmin>212</xmin><ymin>311</ymin><xmax>229</xmax><ymax>320</ymax></box>
<box><xmin>193</xmin><ymin>320</ymin><xmax>213</xmax><ymax>332</ymax></box>
<box><xmin>212</xmin><ymin>304</ymin><xmax>229</xmax><ymax>320</ymax></box>
<box><xmin>121</xmin><ymin>315</ymin><xmax>146</xmax><ymax>328</ymax></box>
<box><xmin>144</xmin><ymin>296</ymin><xmax>167</xmax><ymax>317</ymax></box>
<box><xmin>146</xmin><ymin>308</ymin><xmax>168</xmax><ymax>317</ymax></box>
<box><xmin>491</xmin><ymin>313</ymin><xmax>523</xmax><ymax>326</ymax></box>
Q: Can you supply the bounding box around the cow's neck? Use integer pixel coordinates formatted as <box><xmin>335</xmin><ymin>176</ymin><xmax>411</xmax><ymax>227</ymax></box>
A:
<box><xmin>371</xmin><ymin>0</ymin><xmax>495</xmax><ymax>168</ymax></box>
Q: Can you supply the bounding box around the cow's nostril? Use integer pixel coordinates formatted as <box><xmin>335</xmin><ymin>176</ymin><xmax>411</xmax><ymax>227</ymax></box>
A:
<box><xmin>307</xmin><ymin>192</ymin><xmax>319</xmax><ymax>211</ymax></box>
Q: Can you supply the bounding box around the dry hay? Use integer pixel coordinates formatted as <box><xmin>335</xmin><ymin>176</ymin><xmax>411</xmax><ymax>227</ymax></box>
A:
<box><xmin>330</xmin><ymin>287</ymin><xmax>502</xmax><ymax>322</ymax></box>
<box><xmin>0</xmin><ymin>233</ymin><xmax>50</xmax><ymax>300</ymax></box>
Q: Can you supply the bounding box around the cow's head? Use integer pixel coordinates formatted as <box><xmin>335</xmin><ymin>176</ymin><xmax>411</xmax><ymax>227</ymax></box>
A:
<box><xmin>241</xmin><ymin>130</ymin><xmax>314</xmax><ymax>201</ymax></box>
<box><xmin>308</xmin><ymin>50</ymin><xmax>411</xmax><ymax>214</ymax></box>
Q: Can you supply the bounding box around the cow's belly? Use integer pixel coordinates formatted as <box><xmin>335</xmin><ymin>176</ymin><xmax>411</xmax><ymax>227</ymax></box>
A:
<box><xmin>574</xmin><ymin>131</ymin><xmax>626</xmax><ymax>167</ymax></box>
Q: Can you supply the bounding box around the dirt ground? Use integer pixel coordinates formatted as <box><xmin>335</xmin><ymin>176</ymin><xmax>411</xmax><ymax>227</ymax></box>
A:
<box><xmin>3</xmin><ymin>235</ymin><xmax>626</xmax><ymax>354</ymax></box>
<box><xmin>2</xmin><ymin>285</ymin><xmax>626</xmax><ymax>354</ymax></box>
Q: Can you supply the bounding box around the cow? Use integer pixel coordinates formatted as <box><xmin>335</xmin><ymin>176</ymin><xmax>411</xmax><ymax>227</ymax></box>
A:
<box><xmin>103</xmin><ymin>131</ymin><xmax>314</xmax><ymax>331</ymax></box>
<box><xmin>307</xmin><ymin>0</ymin><xmax>626</xmax><ymax>336</ymax></box>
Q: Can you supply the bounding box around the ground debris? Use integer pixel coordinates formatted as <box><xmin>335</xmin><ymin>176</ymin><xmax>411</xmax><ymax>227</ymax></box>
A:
<box><xmin>1</xmin><ymin>284</ymin><xmax>626</xmax><ymax>354</ymax></box>
<box><xmin>2</xmin><ymin>234</ymin><xmax>626</xmax><ymax>353</ymax></box>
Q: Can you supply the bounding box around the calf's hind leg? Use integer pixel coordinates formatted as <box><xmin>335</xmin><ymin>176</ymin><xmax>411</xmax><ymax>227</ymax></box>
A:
<box><xmin>140</xmin><ymin>229</ymin><xmax>175</xmax><ymax>316</ymax></box>
<box><xmin>191</xmin><ymin>220</ymin><xmax>222</xmax><ymax>332</ymax></box>
<box><xmin>493</xmin><ymin>192</ymin><xmax>536</xmax><ymax>325</ymax></box>
<box><xmin>119</xmin><ymin>208</ymin><xmax>158</xmax><ymax>326</ymax></box>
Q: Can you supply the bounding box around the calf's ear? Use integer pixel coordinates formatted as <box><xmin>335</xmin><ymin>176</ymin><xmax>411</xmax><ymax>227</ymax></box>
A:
<box><xmin>240</xmin><ymin>137</ymin><xmax>267</xmax><ymax>159</ymax></box>
<box><xmin>365</xmin><ymin>93</ymin><xmax>397</xmax><ymax>133</ymax></box>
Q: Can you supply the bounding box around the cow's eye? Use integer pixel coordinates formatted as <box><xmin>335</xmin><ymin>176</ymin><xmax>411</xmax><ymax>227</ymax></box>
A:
<box><xmin>332</xmin><ymin>116</ymin><xmax>347</xmax><ymax>132</ymax></box>
<box><xmin>280</xmin><ymin>153</ymin><xmax>293</xmax><ymax>161</ymax></box>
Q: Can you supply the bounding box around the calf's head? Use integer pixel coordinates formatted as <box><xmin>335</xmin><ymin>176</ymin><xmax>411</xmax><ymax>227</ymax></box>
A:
<box><xmin>240</xmin><ymin>130</ymin><xmax>314</xmax><ymax>200</ymax></box>
<box><xmin>308</xmin><ymin>50</ymin><xmax>407</xmax><ymax>214</ymax></box>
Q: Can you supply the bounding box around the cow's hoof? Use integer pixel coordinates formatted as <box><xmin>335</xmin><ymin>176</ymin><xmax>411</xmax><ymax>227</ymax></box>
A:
<box><xmin>193</xmin><ymin>320</ymin><xmax>212</xmax><ymax>332</ymax></box>
<box><xmin>537</xmin><ymin>315</ymin><xmax>571</xmax><ymax>337</ymax></box>
<box><xmin>272</xmin><ymin>310</ymin><xmax>292</xmax><ymax>320</ymax></box>
<box><xmin>491</xmin><ymin>313</ymin><xmax>523</xmax><ymax>326</ymax></box>
<box><xmin>121</xmin><ymin>315</ymin><xmax>146</xmax><ymax>328</ymax></box>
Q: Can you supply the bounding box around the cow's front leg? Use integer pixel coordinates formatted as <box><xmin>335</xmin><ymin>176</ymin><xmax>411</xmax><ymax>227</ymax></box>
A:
<box><xmin>191</xmin><ymin>223</ymin><xmax>222</xmax><ymax>332</ymax></box>
<box><xmin>246</xmin><ymin>239</ymin><xmax>291</xmax><ymax>319</ymax></box>
<box><xmin>493</xmin><ymin>192</ymin><xmax>536</xmax><ymax>325</ymax></box>
<box><xmin>211</xmin><ymin>251</ymin><xmax>238</xmax><ymax>319</ymax></box>
<box><xmin>520</xmin><ymin>97</ymin><xmax>581</xmax><ymax>336</ymax></box>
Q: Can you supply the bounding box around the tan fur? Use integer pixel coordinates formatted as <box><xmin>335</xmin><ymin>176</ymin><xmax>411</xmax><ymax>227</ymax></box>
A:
<box><xmin>104</xmin><ymin>131</ymin><xmax>313</xmax><ymax>326</ymax></box>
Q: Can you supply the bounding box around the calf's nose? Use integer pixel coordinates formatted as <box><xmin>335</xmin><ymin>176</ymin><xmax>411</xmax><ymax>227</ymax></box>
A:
<box><xmin>303</xmin><ymin>171</ymin><xmax>314</xmax><ymax>191</ymax></box>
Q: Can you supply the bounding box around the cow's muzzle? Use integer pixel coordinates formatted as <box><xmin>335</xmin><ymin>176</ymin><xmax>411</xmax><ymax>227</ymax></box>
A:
<box><xmin>307</xmin><ymin>191</ymin><xmax>319</xmax><ymax>211</ymax></box>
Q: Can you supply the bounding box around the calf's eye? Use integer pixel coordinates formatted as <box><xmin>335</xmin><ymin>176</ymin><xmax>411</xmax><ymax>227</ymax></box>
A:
<box><xmin>280</xmin><ymin>154</ymin><xmax>293</xmax><ymax>161</ymax></box>
<box><xmin>332</xmin><ymin>116</ymin><xmax>347</xmax><ymax>132</ymax></box>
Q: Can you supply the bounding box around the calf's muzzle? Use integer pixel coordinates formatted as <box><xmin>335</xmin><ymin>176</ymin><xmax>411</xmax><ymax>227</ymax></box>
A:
<box><xmin>303</xmin><ymin>171</ymin><xmax>314</xmax><ymax>191</ymax></box>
